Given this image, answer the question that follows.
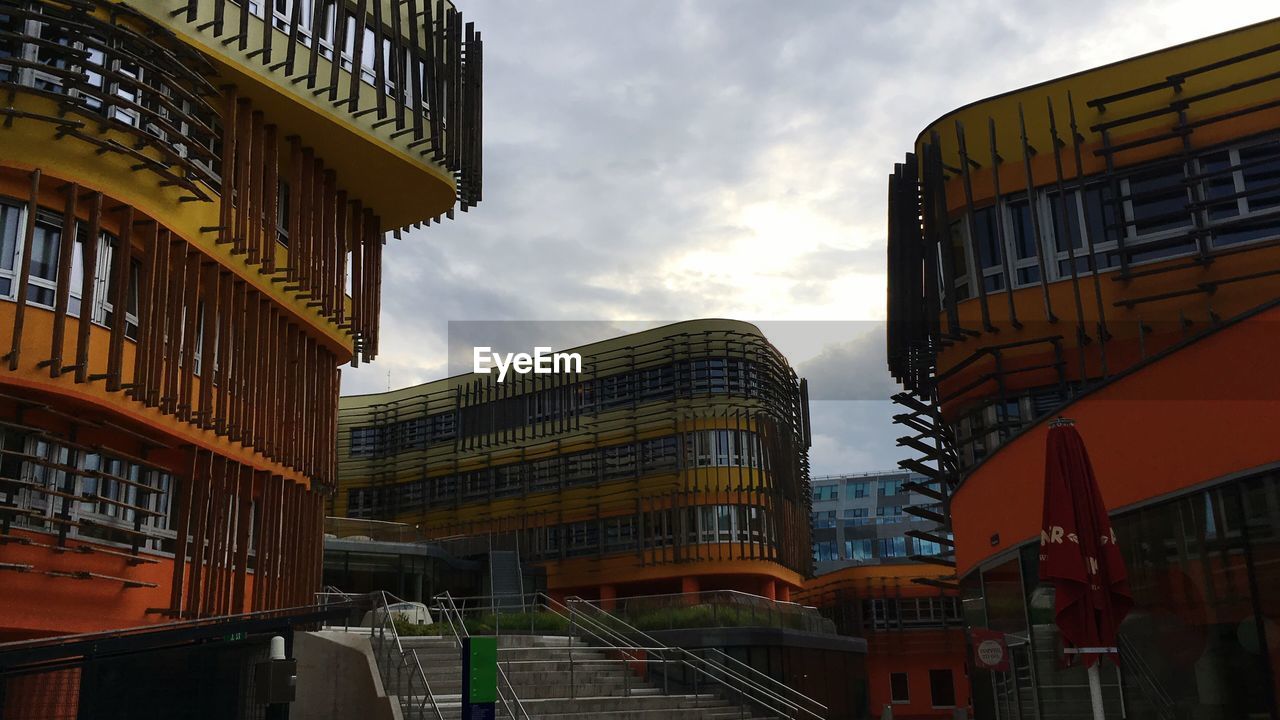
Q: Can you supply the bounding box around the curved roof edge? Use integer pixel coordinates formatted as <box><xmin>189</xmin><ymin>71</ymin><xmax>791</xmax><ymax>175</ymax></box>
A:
<box><xmin>340</xmin><ymin>317</ymin><xmax>780</xmax><ymax>403</ymax></box>
<box><xmin>912</xmin><ymin>15</ymin><xmax>1280</xmax><ymax>149</ymax></box>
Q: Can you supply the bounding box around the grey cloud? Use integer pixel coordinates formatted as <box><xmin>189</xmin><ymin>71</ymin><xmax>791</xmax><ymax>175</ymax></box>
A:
<box><xmin>345</xmin><ymin>0</ymin><xmax>1277</xmax><ymax>474</ymax></box>
<box><xmin>794</xmin><ymin>323</ymin><xmax>898</xmax><ymax>402</ymax></box>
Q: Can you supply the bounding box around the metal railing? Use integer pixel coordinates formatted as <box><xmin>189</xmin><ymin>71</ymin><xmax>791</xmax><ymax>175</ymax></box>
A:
<box><xmin>436</xmin><ymin>592</ymin><xmax>530</xmax><ymax>720</ymax></box>
<box><xmin>583</xmin><ymin>588</ymin><xmax>836</xmax><ymax>635</ymax></box>
<box><xmin>433</xmin><ymin>592</ymin><xmax>826</xmax><ymax>719</ymax></box>
<box><xmin>368</xmin><ymin>591</ymin><xmax>446</xmax><ymax>720</ymax></box>
<box><xmin>566</xmin><ymin>595</ymin><xmax>828</xmax><ymax>719</ymax></box>
<box><xmin>1119</xmin><ymin>636</ymin><xmax>1178</xmax><ymax>720</ymax></box>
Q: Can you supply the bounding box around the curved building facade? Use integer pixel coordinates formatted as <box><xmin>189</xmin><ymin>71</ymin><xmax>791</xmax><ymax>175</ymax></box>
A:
<box><xmin>886</xmin><ymin>18</ymin><xmax>1280</xmax><ymax>719</ymax></box>
<box><xmin>0</xmin><ymin>0</ymin><xmax>481</xmax><ymax>641</ymax></box>
<box><xmin>335</xmin><ymin>320</ymin><xmax>814</xmax><ymax>600</ymax></box>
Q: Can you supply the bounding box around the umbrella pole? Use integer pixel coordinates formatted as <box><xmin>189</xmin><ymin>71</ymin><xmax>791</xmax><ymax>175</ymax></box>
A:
<box><xmin>1087</xmin><ymin>663</ymin><xmax>1106</xmax><ymax>720</ymax></box>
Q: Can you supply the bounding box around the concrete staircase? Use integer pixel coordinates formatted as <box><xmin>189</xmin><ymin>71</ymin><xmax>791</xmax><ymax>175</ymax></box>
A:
<box><xmin>382</xmin><ymin>634</ymin><xmax>777</xmax><ymax>719</ymax></box>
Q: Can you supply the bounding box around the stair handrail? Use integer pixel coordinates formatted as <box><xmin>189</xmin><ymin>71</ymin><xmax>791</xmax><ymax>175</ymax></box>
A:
<box><xmin>436</xmin><ymin>591</ymin><xmax>531</xmax><ymax>720</ymax></box>
<box><xmin>535</xmin><ymin>593</ymin><xmax>815</xmax><ymax>720</ymax></box>
<box><xmin>565</xmin><ymin>594</ymin><xmax>829</xmax><ymax>719</ymax></box>
<box><xmin>432</xmin><ymin>591</ymin><xmax>823</xmax><ymax>719</ymax></box>
<box><xmin>372</xmin><ymin>591</ymin><xmax>446</xmax><ymax>720</ymax></box>
<box><xmin>1118</xmin><ymin>635</ymin><xmax>1178</xmax><ymax>719</ymax></box>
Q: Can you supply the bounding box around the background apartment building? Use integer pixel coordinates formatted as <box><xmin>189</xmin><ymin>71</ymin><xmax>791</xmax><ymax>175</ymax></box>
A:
<box><xmin>810</xmin><ymin>470</ymin><xmax>947</xmax><ymax>574</ymax></box>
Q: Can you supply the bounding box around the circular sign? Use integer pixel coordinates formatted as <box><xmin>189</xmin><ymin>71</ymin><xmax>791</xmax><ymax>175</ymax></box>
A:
<box><xmin>977</xmin><ymin>639</ymin><xmax>1005</xmax><ymax>667</ymax></box>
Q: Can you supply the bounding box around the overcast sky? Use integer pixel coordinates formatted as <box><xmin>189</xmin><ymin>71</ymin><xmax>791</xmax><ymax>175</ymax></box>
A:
<box><xmin>344</xmin><ymin>1</ymin><xmax>1276</xmax><ymax>476</ymax></box>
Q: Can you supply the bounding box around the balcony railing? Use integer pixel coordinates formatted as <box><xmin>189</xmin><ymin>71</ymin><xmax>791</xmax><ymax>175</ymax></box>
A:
<box><xmin>167</xmin><ymin>0</ymin><xmax>483</xmax><ymax>209</ymax></box>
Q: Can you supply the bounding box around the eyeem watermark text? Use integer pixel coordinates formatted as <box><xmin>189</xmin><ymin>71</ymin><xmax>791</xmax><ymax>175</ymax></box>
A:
<box><xmin>473</xmin><ymin>346</ymin><xmax>582</xmax><ymax>382</ymax></box>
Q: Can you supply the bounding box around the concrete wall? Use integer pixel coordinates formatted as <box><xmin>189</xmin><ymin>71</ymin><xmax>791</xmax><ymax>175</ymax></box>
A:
<box><xmin>293</xmin><ymin>631</ymin><xmax>400</xmax><ymax>720</ymax></box>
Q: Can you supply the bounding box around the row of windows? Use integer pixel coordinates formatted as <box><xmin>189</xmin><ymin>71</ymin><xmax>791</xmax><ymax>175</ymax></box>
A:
<box><xmin>864</xmin><ymin>596</ymin><xmax>964</xmax><ymax>630</ymax></box>
<box><xmin>890</xmin><ymin>669</ymin><xmax>956</xmax><ymax>708</ymax></box>
<box><xmin>0</xmin><ymin>10</ymin><xmax>220</xmax><ymax>180</ymax></box>
<box><xmin>345</xmin><ymin>429</ymin><xmax>773</xmax><ymax>518</ymax></box>
<box><xmin>0</xmin><ymin>201</ymin><xmax>140</xmax><ymax>339</ymax></box>
<box><xmin>250</xmin><ymin>0</ymin><xmax>434</xmax><ymax>103</ymax></box>
<box><xmin>346</xmin><ymin>357</ymin><xmax>793</xmax><ymax>459</ymax></box>
<box><xmin>953</xmin><ymin>384</ymin><xmax>1070</xmax><ymax>470</ymax></box>
<box><xmin>522</xmin><ymin>504</ymin><xmax>779</xmax><ymax>561</ymax></box>
<box><xmin>0</xmin><ymin>427</ymin><xmax>176</xmax><ymax>551</ymax></box>
<box><xmin>0</xmin><ymin>198</ymin><xmax>248</xmax><ymax>381</ymax></box>
<box><xmin>811</xmin><ymin>474</ymin><xmax>928</xmax><ymax>503</ymax></box>
<box><xmin>946</xmin><ymin>136</ymin><xmax>1280</xmax><ymax>300</ymax></box>
<box><xmin>810</xmin><ymin>504</ymin><xmax>944</xmax><ymax>529</ymax></box>
<box><xmin>812</xmin><ymin>536</ymin><xmax>945</xmax><ymax>563</ymax></box>
<box><xmin>349</xmin><ymin>413</ymin><xmax>457</xmax><ymax>457</ymax></box>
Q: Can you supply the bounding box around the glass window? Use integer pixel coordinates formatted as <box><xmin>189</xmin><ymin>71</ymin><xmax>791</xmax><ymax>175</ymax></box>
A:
<box><xmin>890</xmin><ymin>672</ymin><xmax>909</xmax><ymax>704</ymax></box>
<box><xmin>0</xmin><ymin>201</ymin><xmax>19</xmax><ymax>297</ymax></box>
<box><xmin>928</xmin><ymin>669</ymin><xmax>955</xmax><ymax>707</ymax></box>
<box><xmin>1241</xmin><ymin>140</ymin><xmax>1280</xmax><ymax>212</ymax></box>
<box><xmin>1127</xmin><ymin>164</ymin><xmax>1191</xmax><ymax>236</ymax></box>
<box><xmin>947</xmin><ymin>220</ymin><xmax>972</xmax><ymax>301</ymax></box>
<box><xmin>844</xmin><ymin>538</ymin><xmax>872</xmax><ymax>562</ymax></box>
<box><xmin>27</xmin><ymin>214</ymin><xmax>60</xmax><ymax>307</ymax></box>
<box><xmin>971</xmin><ymin>206</ymin><xmax>1006</xmax><ymax>292</ymax></box>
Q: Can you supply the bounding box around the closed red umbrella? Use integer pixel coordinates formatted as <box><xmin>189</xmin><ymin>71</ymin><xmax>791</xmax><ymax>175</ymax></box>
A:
<box><xmin>1039</xmin><ymin>418</ymin><xmax>1132</xmax><ymax>719</ymax></box>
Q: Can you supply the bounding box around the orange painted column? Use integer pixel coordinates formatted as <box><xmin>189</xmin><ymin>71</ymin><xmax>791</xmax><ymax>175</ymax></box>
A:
<box><xmin>777</xmin><ymin>584</ymin><xmax>792</xmax><ymax>602</ymax></box>
<box><xmin>759</xmin><ymin>578</ymin><xmax>777</xmax><ymax>601</ymax></box>
<box><xmin>681</xmin><ymin>575</ymin><xmax>700</xmax><ymax>604</ymax></box>
<box><xmin>599</xmin><ymin>584</ymin><xmax>617</xmax><ymax>611</ymax></box>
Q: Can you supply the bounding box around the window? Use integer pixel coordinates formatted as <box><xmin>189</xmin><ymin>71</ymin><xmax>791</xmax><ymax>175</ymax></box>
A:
<box><xmin>638</xmin><ymin>365</ymin><xmax>674</xmax><ymax>399</ymax></box>
<box><xmin>0</xmin><ymin>201</ymin><xmax>20</xmax><ymax>296</ymax></box>
<box><xmin>971</xmin><ymin>206</ymin><xmax>1006</xmax><ymax>292</ymax></box>
<box><xmin>929</xmin><ymin>669</ymin><xmax>956</xmax><ymax>708</ymax></box>
<box><xmin>876</xmin><ymin>537</ymin><xmax>907</xmax><ymax>558</ymax></box>
<box><xmin>640</xmin><ymin>436</ymin><xmax>678</xmax><ymax>473</ymax></box>
<box><xmin>564</xmin><ymin>452</ymin><xmax>597</xmax><ymax>486</ymax></box>
<box><xmin>492</xmin><ymin>465</ymin><xmax>521</xmax><ymax>497</ymax></box>
<box><xmin>812</xmin><ymin>510</ymin><xmax>836</xmax><ymax>529</ymax></box>
<box><xmin>1005</xmin><ymin>196</ymin><xmax>1042</xmax><ymax>287</ymax></box>
<box><xmin>349</xmin><ymin>426</ymin><xmax>380</xmax><ymax>457</ymax></box>
<box><xmin>95</xmin><ymin>242</ymin><xmax>139</xmax><ymax>339</ymax></box>
<box><xmin>882</xmin><ymin>506</ymin><xmax>906</xmax><ymax>525</ymax></box>
<box><xmin>947</xmin><ymin>220</ymin><xmax>971</xmax><ymax>301</ymax></box>
<box><xmin>1205</xmin><ymin>141</ymin><xmax>1280</xmax><ymax>247</ymax></box>
<box><xmin>276</xmin><ymin>180</ymin><xmax>291</xmax><ymax>247</ymax></box>
<box><xmin>604</xmin><ymin>516</ymin><xmax>637</xmax><ymax>552</ymax></box>
<box><xmin>813</xmin><ymin>484</ymin><xmax>838</xmax><ymax>502</ymax></box>
<box><xmin>844</xmin><ymin>538</ymin><xmax>872</xmax><ymax>561</ymax></box>
<box><xmin>565</xmin><ymin>521</ymin><xmax>599</xmax><ymax>557</ymax></box>
<box><xmin>848</xmin><ymin>480</ymin><xmax>868</xmax><ymax>499</ymax></box>
<box><xmin>602</xmin><ymin>444</ymin><xmax>636</xmax><ymax>480</ymax></box>
<box><xmin>878</xmin><ymin>477</ymin><xmax>906</xmax><ymax>496</ymax></box>
<box><xmin>814</xmin><ymin>540</ymin><xmax>838</xmax><ymax>562</ymax></box>
<box><xmin>697</xmin><ymin>506</ymin><xmax>716</xmax><ymax>543</ymax></box>
<box><xmin>890</xmin><ymin>672</ymin><xmax>909</xmax><ymax>704</ymax></box>
<box><xmin>527</xmin><ymin>457</ymin><xmax>560</xmax><ymax>492</ymax></box>
<box><xmin>27</xmin><ymin>211</ymin><xmax>61</xmax><ymax>307</ymax></box>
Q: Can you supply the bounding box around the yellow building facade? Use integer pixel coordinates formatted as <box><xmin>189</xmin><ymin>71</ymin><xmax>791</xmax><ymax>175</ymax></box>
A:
<box><xmin>336</xmin><ymin>320</ymin><xmax>815</xmax><ymax>601</ymax></box>
<box><xmin>0</xmin><ymin>0</ymin><xmax>481</xmax><ymax>641</ymax></box>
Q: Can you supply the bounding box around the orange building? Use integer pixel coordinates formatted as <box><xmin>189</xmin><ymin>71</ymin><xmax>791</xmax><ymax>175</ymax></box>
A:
<box><xmin>0</xmin><ymin>0</ymin><xmax>481</xmax><ymax>648</ymax></box>
<box><xmin>886</xmin><ymin>17</ymin><xmax>1280</xmax><ymax>720</ymax></box>
<box><xmin>335</xmin><ymin>320</ymin><xmax>814</xmax><ymax>601</ymax></box>
<box><xmin>801</xmin><ymin>565</ymin><xmax>969</xmax><ymax>720</ymax></box>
